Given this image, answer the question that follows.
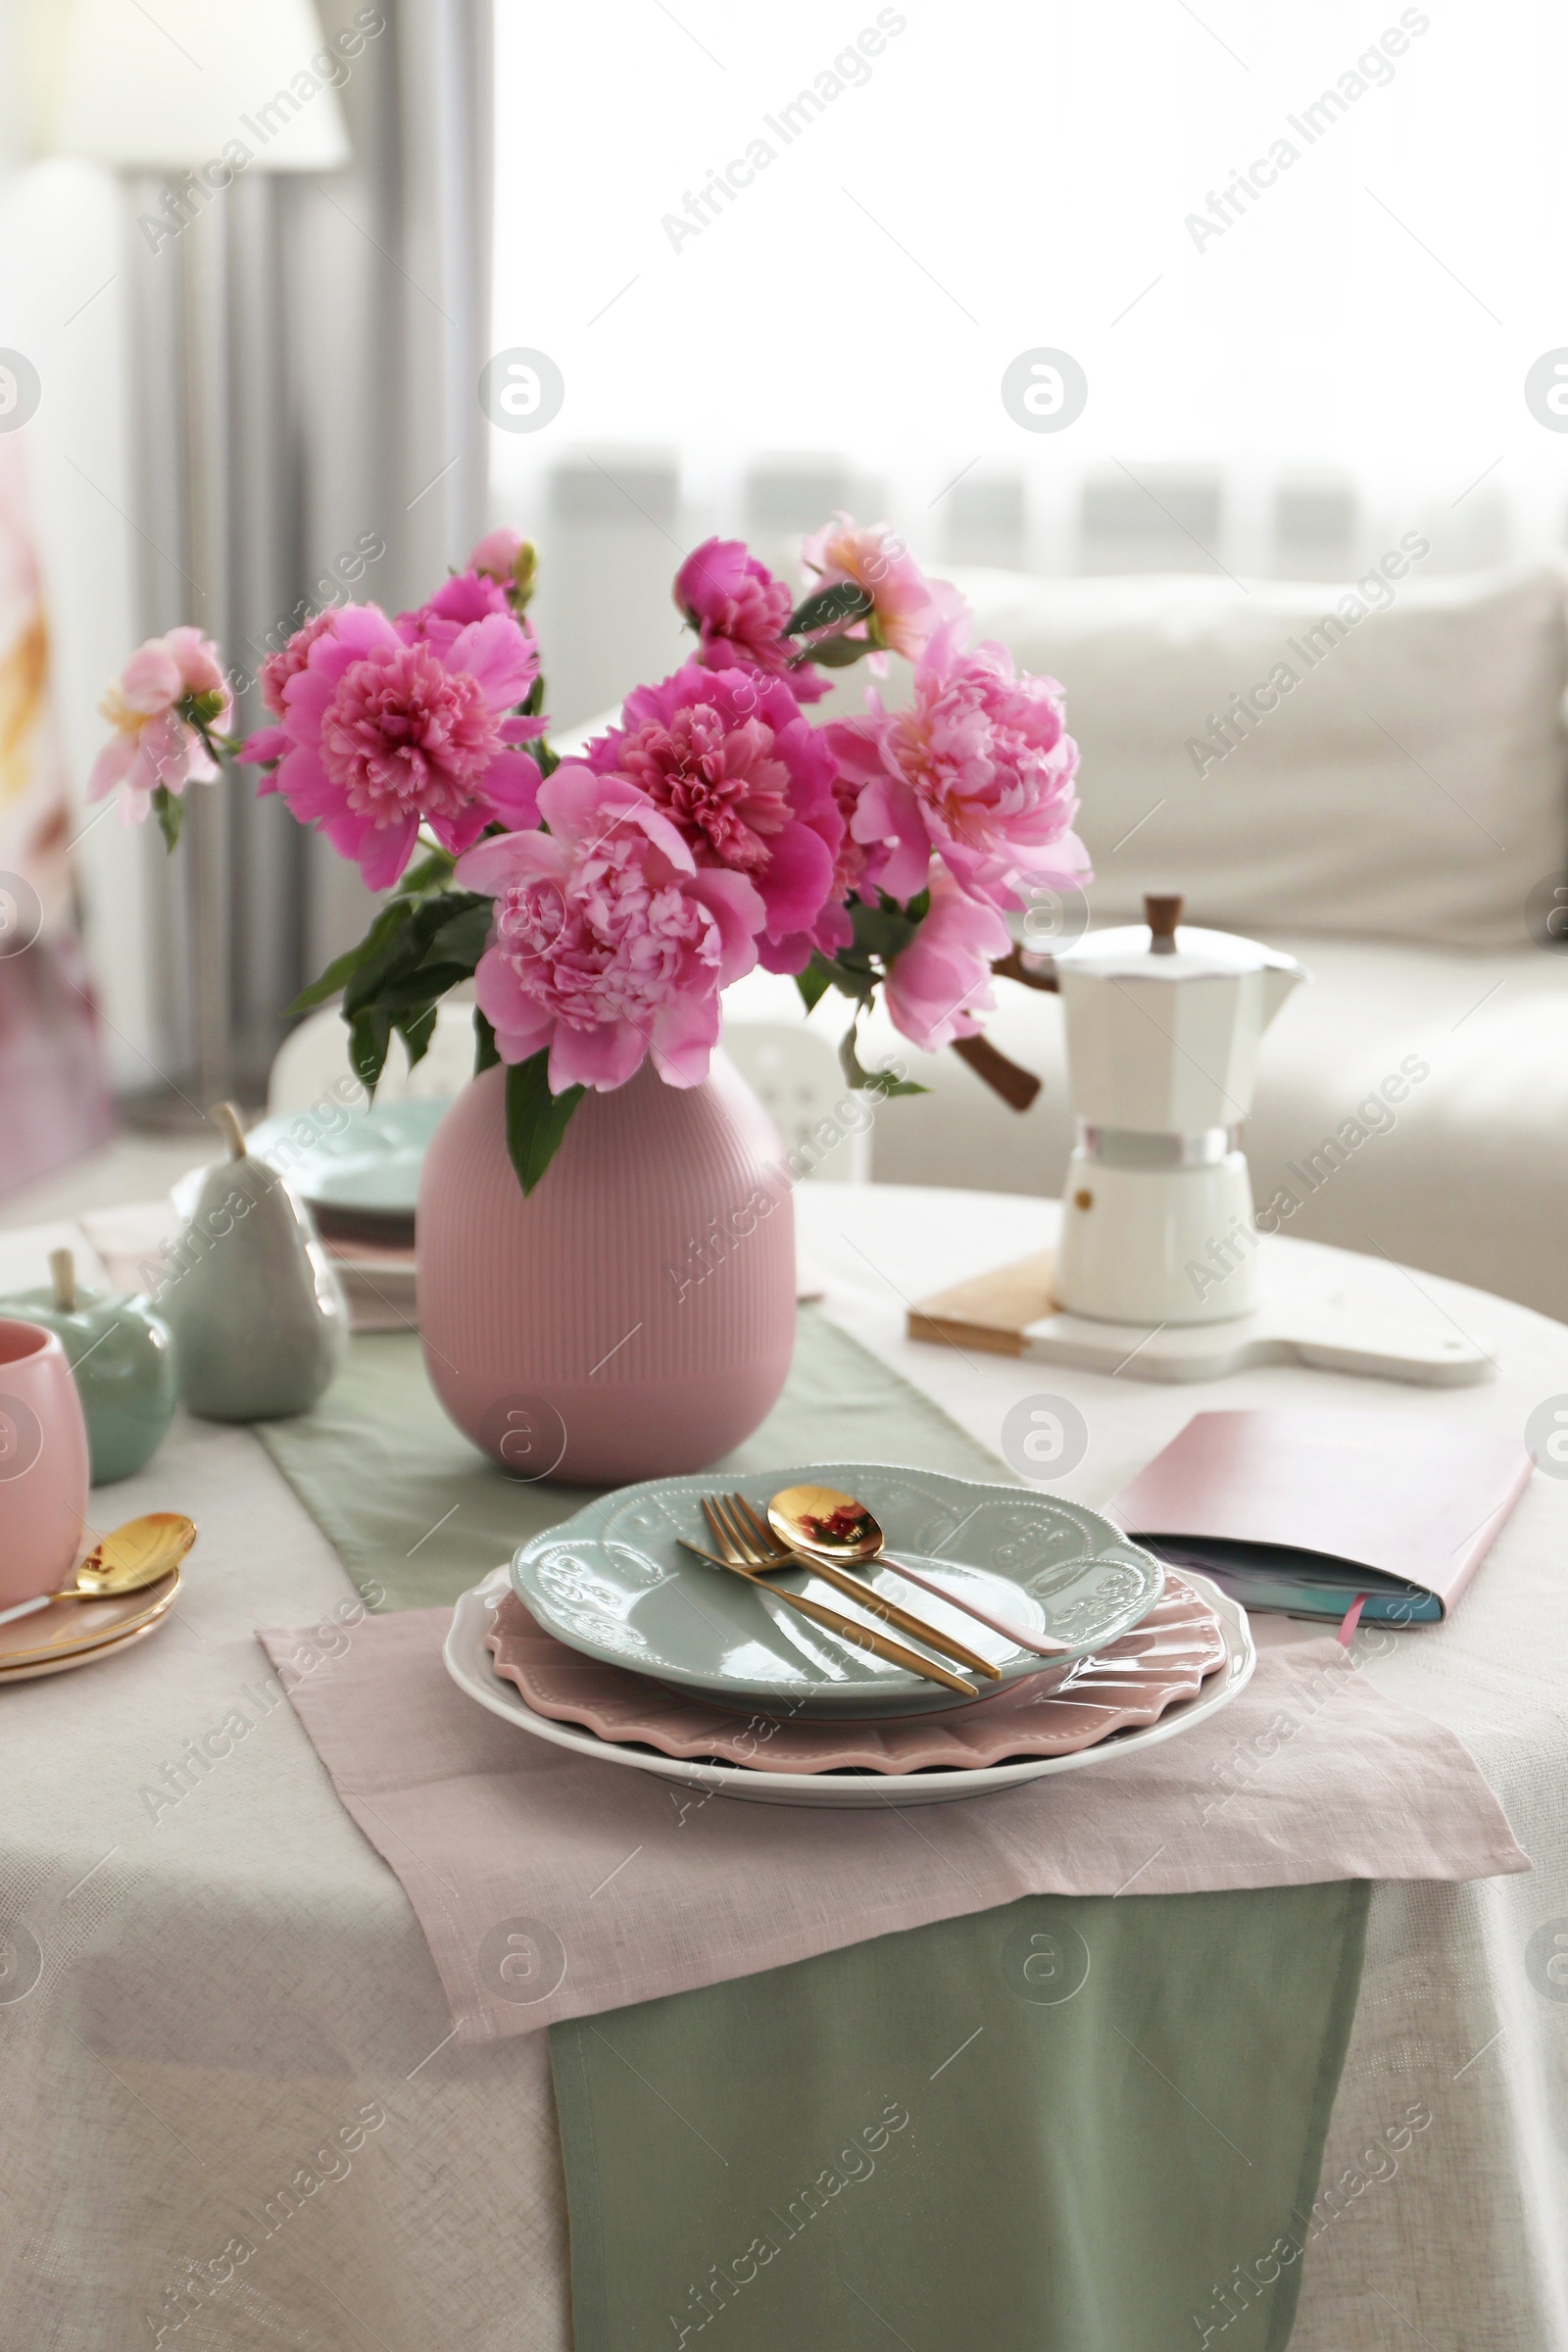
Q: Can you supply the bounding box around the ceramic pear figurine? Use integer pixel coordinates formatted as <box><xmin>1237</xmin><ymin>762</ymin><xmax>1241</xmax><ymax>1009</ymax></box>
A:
<box><xmin>0</xmin><ymin>1249</ymin><xmax>177</xmax><ymax>1483</ymax></box>
<box><xmin>163</xmin><ymin>1103</ymin><xmax>349</xmax><ymax>1422</ymax></box>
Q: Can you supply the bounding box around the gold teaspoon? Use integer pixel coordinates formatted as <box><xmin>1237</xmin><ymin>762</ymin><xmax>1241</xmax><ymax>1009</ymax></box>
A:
<box><xmin>767</xmin><ymin>1485</ymin><xmax>1071</xmax><ymax>1657</ymax></box>
<box><xmin>0</xmin><ymin>1513</ymin><xmax>197</xmax><ymax>1628</ymax></box>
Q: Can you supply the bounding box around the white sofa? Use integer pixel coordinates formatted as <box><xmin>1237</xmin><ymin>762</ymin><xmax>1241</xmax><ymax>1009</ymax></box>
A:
<box><xmin>726</xmin><ymin>559</ymin><xmax>1568</xmax><ymax>1323</ymax></box>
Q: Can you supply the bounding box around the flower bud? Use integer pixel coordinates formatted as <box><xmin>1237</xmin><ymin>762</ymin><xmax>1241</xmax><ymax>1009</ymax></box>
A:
<box><xmin>511</xmin><ymin>539</ymin><xmax>538</xmax><ymax>610</ymax></box>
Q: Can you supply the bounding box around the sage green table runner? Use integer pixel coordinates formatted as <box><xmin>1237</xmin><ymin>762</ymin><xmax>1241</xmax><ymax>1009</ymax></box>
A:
<box><xmin>256</xmin><ymin>1312</ymin><xmax>1372</xmax><ymax>2352</ymax></box>
<box><xmin>553</xmin><ymin>1882</ymin><xmax>1369</xmax><ymax>2352</ymax></box>
<box><xmin>257</xmin><ymin>1305</ymin><xmax>1011</xmax><ymax>1610</ymax></box>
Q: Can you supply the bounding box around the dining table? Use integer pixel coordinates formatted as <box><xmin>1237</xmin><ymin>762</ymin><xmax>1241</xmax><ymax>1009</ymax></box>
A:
<box><xmin>1</xmin><ymin>1181</ymin><xmax>1563</xmax><ymax>2352</ymax></box>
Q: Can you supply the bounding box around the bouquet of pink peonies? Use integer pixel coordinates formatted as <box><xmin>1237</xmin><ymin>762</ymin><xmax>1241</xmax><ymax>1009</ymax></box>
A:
<box><xmin>89</xmin><ymin>518</ymin><xmax>1090</xmax><ymax>1190</ymax></box>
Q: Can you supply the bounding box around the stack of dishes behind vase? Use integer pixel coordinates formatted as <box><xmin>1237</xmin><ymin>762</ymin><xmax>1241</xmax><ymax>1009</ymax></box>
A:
<box><xmin>175</xmin><ymin>1102</ymin><xmax>441</xmax><ymax>1331</ymax></box>
<box><xmin>444</xmin><ymin>1463</ymin><xmax>1255</xmax><ymax>1808</ymax></box>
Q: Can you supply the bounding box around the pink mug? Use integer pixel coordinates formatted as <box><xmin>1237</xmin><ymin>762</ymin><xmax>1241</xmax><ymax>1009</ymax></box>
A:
<box><xmin>0</xmin><ymin>1319</ymin><xmax>90</xmax><ymax>1607</ymax></box>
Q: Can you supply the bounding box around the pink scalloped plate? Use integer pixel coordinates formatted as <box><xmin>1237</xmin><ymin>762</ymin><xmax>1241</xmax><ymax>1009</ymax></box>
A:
<box><xmin>483</xmin><ymin>1570</ymin><xmax>1229</xmax><ymax>1775</ymax></box>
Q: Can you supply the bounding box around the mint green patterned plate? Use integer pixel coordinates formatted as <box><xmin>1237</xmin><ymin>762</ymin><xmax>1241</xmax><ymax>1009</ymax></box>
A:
<box><xmin>511</xmin><ymin>1462</ymin><xmax>1164</xmax><ymax>1720</ymax></box>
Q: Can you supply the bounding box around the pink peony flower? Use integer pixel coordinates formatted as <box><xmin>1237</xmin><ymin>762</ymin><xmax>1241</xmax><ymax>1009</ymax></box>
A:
<box><xmin>257</xmin><ymin>608</ymin><xmax>340</xmax><ymax>722</ymax></box>
<box><xmin>883</xmin><ymin>869</ymin><xmax>1011</xmax><ymax>1052</ymax></box>
<box><xmin>393</xmin><ymin>571</ymin><xmax>548</xmax><ymax>735</ymax></box>
<box><xmin>397</xmin><ymin>567</ymin><xmax>510</xmax><ymax>642</ymax></box>
<box><xmin>88</xmin><ymin>627</ymin><xmax>232</xmax><ymax>821</ymax></box>
<box><xmin>238</xmin><ymin>602</ymin><xmax>542</xmax><ymax>889</ymax></box>
<box><xmin>466</xmin><ymin>527</ymin><xmax>537</xmax><ymax>612</ymax></box>
<box><xmin>830</xmin><ymin>765</ymin><xmax>878</xmax><ymax>904</ymax></box>
<box><xmin>673</xmin><ymin>537</ymin><xmax>828</xmax><ymax>704</ymax></box>
<box><xmin>826</xmin><ymin>617</ymin><xmax>1091</xmax><ymax>911</ymax></box>
<box><xmin>584</xmin><ymin>661</ymin><xmax>842</xmax><ymax>973</ymax></box>
<box><xmin>469</xmin><ymin>526</ymin><xmax>525</xmax><ymax>583</ymax></box>
<box><xmin>800</xmin><ymin>513</ymin><xmax>963</xmax><ymax>663</ymax></box>
<box><xmin>456</xmin><ymin>764</ymin><xmax>761</xmax><ymax>1093</ymax></box>
<box><xmin>801</xmin><ymin>771</ymin><xmax>868</xmax><ymax>960</ymax></box>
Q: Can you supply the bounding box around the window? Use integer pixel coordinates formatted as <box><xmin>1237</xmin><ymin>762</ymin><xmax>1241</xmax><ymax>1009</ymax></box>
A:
<box><xmin>493</xmin><ymin>0</ymin><xmax>1568</xmax><ymax>661</ymax></box>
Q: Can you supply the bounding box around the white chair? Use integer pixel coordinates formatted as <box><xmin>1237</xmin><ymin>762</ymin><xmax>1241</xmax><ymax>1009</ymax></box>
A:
<box><xmin>721</xmin><ymin>1018</ymin><xmax>870</xmax><ymax>1183</ymax></box>
<box><xmin>270</xmin><ymin>991</ymin><xmax>870</xmax><ymax>1187</ymax></box>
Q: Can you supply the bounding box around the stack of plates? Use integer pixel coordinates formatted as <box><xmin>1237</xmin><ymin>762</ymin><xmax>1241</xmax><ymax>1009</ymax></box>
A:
<box><xmin>0</xmin><ymin>1570</ymin><xmax>182</xmax><ymax>1684</ymax></box>
<box><xmin>444</xmin><ymin>1463</ymin><xmax>1254</xmax><ymax>1806</ymax></box>
<box><xmin>236</xmin><ymin>1102</ymin><xmax>443</xmax><ymax>1248</ymax></box>
<box><xmin>175</xmin><ymin>1101</ymin><xmax>443</xmax><ymax>1248</ymax></box>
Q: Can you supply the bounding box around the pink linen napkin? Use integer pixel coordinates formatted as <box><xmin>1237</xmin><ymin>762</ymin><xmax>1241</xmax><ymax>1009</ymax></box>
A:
<box><xmin>257</xmin><ymin>1603</ymin><xmax>1528</xmax><ymax>2041</ymax></box>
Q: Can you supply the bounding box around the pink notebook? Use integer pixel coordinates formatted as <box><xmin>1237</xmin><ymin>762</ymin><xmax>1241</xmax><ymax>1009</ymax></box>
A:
<box><xmin>1108</xmin><ymin>1410</ymin><xmax>1533</xmax><ymax>1623</ymax></box>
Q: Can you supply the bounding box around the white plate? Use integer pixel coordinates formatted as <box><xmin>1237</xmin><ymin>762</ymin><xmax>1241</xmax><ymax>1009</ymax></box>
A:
<box><xmin>443</xmin><ymin>1567</ymin><xmax>1255</xmax><ymax>1807</ymax></box>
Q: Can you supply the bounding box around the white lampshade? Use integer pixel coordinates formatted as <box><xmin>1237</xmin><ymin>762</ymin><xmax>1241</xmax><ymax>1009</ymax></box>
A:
<box><xmin>44</xmin><ymin>0</ymin><xmax>351</xmax><ymax>172</ymax></box>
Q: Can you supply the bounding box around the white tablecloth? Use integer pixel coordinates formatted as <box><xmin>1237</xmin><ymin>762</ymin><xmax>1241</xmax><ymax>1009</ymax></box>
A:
<box><xmin>2</xmin><ymin>1189</ymin><xmax>1564</xmax><ymax>2351</ymax></box>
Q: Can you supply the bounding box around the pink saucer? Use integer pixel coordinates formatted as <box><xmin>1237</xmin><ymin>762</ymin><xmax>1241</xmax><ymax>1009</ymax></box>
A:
<box><xmin>484</xmin><ymin>1571</ymin><xmax>1229</xmax><ymax>1776</ymax></box>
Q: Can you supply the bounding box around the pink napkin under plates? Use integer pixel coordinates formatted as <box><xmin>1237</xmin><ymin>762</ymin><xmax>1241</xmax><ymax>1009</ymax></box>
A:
<box><xmin>257</xmin><ymin>1601</ymin><xmax>1527</xmax><ymax>2041</ymax></box>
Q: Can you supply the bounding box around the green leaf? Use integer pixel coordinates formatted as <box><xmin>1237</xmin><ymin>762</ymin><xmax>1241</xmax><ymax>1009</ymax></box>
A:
<box><xmin>787</xmin><ymin>580</ymin><xmax>873</xmax><ymax>636</ymax></box>
<box><xmin>836</xmin><ymin>1015</ymin><xmax>926</xmax><ymax>1097</ymax></box>
<box><xmin>379</xmin><ymin>965</ymin><xmax>459</xmax><ymax>1010</ymax></box>
<box><xmin>793</xmin><ymin>631</ymin><xmax>869</xmax><ymax>669</ymax></box>
<box><xmin>419</xmin><ymin>900</ymin><xmax>491</xmax><ymax>974</ymax></box>
<box><xmin>835</xmin><ymin>1012</ymin><xmax>926</xmax><ymax>1098</ymax></box>
<box><xmin>848</xmin><ymin>894</ymin><xmax>925</xmax><ymax>964</ymax></box>
<box><xmin>794</xmin><ymin>957</ymin><xmax>835</xmax><ymax>1013</ymax></box>
<box><xmin>505</xmin><ymin>1052</ymin><xmax>585</xmax><ymax>1194</ymax></box>
<box><xmin>340</xmin><ymin>904</ymin><xmax>422</xmax><ymax>1019</ymax></box>
<box><xmin>340</xmin><ymin>891</ymin><xmax>479</xmax><ymax>1017</ymax></box>
<box><xmin>805</xmin><ymin>946</ymin><xmax>877</xmax><ymax>1001</ymax></box>
<box><xmin>289</xmin><ymin>899</ymin><xmax>412</xmax><ymax>1017</ymax></box>
<box><xmin>395</xmin><ymin>1003</ymin><xmax>438</xmax><ymax>1069</ymax></box>
<box><xmin>473</xmin><ymin>1008</ymin><xmax>501</xmax><ymax>1075</ymax></box>
<box><xmin>536</xmin><ymin>741</ymin><xmax>560</xmax><ymax>779</ymax></box>
<box><xmin>837</xmin><ymin>1015</ymin><xmax>867</xmax><ymax>1090</ymax></box>
<box><xmin>292</xmin><ymin>887</ymin><xmax>494</xmax><ymax>1087</ymax></box>
<box><xmin>395</xmin><ymin>847</ymin><xmax>458</xmax><ymax>898</ymax></box>
<box><xmin>289</xmin><ymin>883</ymin><xmax>497</xmax><ymax>1087</ymax></box>
<box><xmin>151</xmin><ymin>784</ymin><xmax>183</xmax><ymax>853</ymax></box>
<box><xmin>521</xmin><ymin>671</ymin><xmax>547</xmax><ymax>719</ymax></box>
<box><xmin>349</xmin><ymin>1004</ymin><xmax>393</xmax><ymax>1096</ymax></box>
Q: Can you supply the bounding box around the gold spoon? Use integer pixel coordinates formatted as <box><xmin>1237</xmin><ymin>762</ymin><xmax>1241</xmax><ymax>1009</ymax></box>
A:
<box><xmin>675</xmin><ymin>1536</ymin><xmax>977</xmax><ymax>1697</ymax></box>
<box><xmin>0</xmin><ymin>1513</ymin><xmax>197</xmax><ymax>1629</ymax></box>
<box><xmin>717</xmin><ymin>1493</ymin><xmax>999</xmax><ymax>1680</ymax></box>
<box><xmin>767</xmin><ymin>1485</ymin><xmax>1072</xmax><ymax>1658</ymax></box>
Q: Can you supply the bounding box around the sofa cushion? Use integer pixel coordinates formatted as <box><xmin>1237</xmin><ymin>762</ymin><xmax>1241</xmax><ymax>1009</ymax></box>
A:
<box><xmin>813</xmin><ymin>561</ymin><xmax>1568</xmax><ymax>952</ymax></box>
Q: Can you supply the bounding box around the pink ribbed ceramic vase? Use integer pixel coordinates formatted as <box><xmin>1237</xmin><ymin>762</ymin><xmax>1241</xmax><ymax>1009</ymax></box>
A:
<box><xmin>417</xmin><ymin>1054</ymin><xmax>796</xmax><ymax>1486</ymax></box>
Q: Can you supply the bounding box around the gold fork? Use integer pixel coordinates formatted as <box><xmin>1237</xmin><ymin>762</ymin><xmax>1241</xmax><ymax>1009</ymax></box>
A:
<box><xmin>689</xmin><ymin>1496</ymin><xmax>978</xmax><ymax>1697</ymax></box>
<box><xmin>715</xmin><ymin>1494</ymin><xmax>1002</xmax><ymax>1682</ymax></box>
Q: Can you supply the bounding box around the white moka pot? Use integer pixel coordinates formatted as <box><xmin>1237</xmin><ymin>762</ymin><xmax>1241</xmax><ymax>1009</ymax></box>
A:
<box><xmin>1043</xmin><ymin>896</ymin><xmax>1307</xmax><ymax>1326</ymax></box>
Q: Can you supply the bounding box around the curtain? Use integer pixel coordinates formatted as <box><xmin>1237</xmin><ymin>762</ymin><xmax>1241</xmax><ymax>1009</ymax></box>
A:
<box><xmin>123</xmin><ymin>0</ymin><xmax>493</xmax><ymax>1096</ymax></box>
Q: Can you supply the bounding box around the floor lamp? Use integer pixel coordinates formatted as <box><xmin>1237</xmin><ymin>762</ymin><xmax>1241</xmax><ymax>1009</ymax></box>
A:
<box><xmin>46</xmin><ymin>0</ymin><xmax>350</xmax><ymax>1121</ymax></box>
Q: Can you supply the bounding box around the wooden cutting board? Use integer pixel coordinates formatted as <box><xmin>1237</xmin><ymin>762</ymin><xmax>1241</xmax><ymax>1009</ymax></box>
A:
<box><xmin>906</xmin><ymin>1250</ymin><xmax>1058</xmax><ymax>1356</ymax></box>
<box><xmin>907</xmin><ymin>1247</ymin><xmax>1494</xmax><ymax>1387</ymax></box>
